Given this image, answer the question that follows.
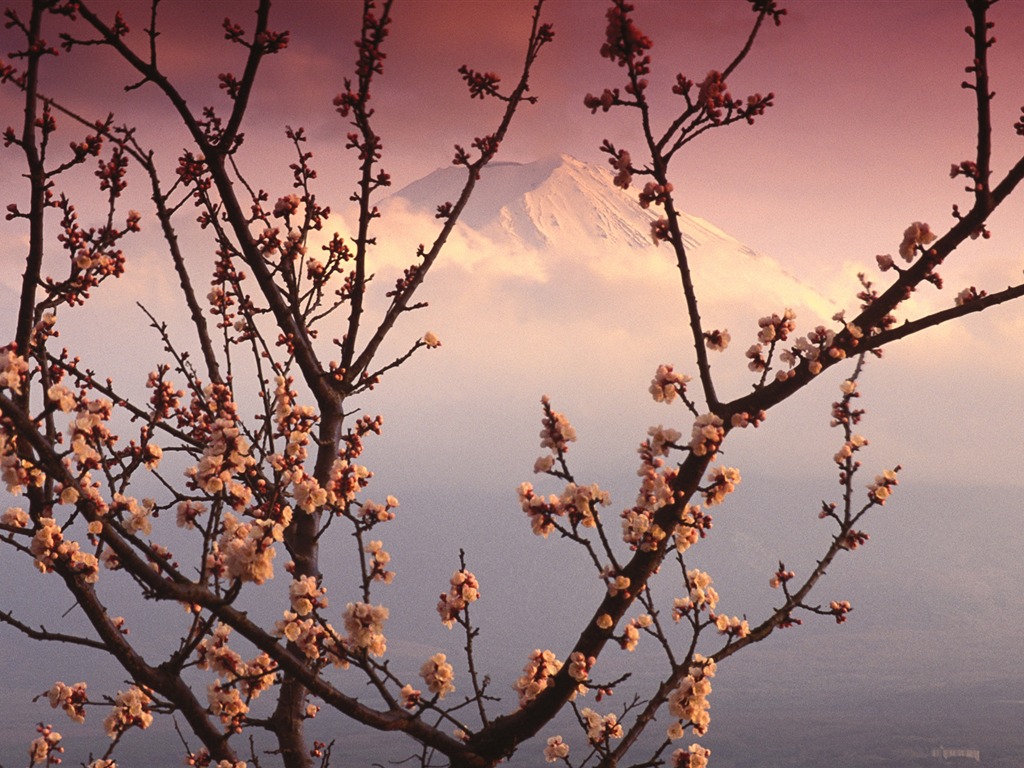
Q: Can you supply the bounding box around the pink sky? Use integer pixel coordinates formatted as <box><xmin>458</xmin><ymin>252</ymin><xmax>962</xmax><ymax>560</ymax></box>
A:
<box><xmin>6</xmin><ymin>0</ymin><xmax>1024</xmax><ymax>286</ymax></box>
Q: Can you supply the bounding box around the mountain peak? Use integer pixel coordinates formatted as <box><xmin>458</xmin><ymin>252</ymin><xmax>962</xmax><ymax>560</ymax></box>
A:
<box><xmin>381</xmin><ymin>154</ymin><xmax>836</xmax><ymax>321</ymax></box>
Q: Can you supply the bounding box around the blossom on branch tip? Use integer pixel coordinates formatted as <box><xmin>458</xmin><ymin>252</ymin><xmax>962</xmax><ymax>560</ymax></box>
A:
<box><xmin>648</xmin><ymin>424</ymin><xmax>682</xmax><ymax>457</ymax></box>
<box><xmin>400</xmin><ymin>684</ymin><xmax>421</xmax><ymax>709</ymax></box>
<box><xmin>102</xmin><ymin>687</ymin><xmax>153</xmax><ymax>738</ymax></box>
<box><xmin>867</xmin><ymin>468</ymin><xmax>899</xmax><ymax>504</ymax></box>
<box><xmin>581</xmin><ymin>707</ymin><xmax>624</xmax><ymax>744</ymax></box>
<box><xmin>544</xmin><ymin>735</ymin><xmax>570</xmax><ymax>762</ymax></box>
<box><xmin>422</xmin><ymin>331</ymin><xmax>441</xmax><ymax>348</ymax></box>
<box><xmin>29</xmin><ymin>725</ymin><xmax>63</xmax><ymax>766</ymax></box>
<box><xmin>1</xmin><ymin>506</ymin><xmax>28</xmax><ymax>528</ymax></box>
<box><xmin>539</xmin><ymin>397</ymin><xmax>577</xmax><ymax>453</ymax></box>
<box><xmin>899</xmin><ymin>221</ymin><xmax>936</xmax><ymax>261</ymax></box>
<box><xmin>650</xmin><ymin>364</ymin><xmax>691</xmax><ymax>404</ymax></box>
<box><xmin>955</xmin><ymin>286</ymin><xmax>986</xmax><ymax>306</ymax></box>
<box><xmin>47</xmin><ymin>682</ymin><xmax>87</xmax><ymax>724</ymax></box>
<box><xmin>650</xmin><ymin>217</ymin><xmax>671</xmax><ymax>245</ymax></box>
<box><xmin>703</xmin><ymin>466</ymin><xmax>740</xmax><ymax>506</ymax></box>
<box><xmin>769</xmin><ymin>566</ymin><xmax>795</xmax><ymax>589</ymax></box>
<box><xmin>420</xmin><ymin>653</ymin><xmax>455</xmax><ymax>698</ymax></box>
<box><xmin>714</xmin><ymin>613</ymin><xmax>749</xmax><ymax>638</ymax></box>
<box><xmin>674</xmin><ymin>569</ymin><xmax>718</xmax><ymax>618</ymax></box>
<box><xmin>608</xmin><ymin>148</ymin><xmax>632</xmax><ymax>188</ymax></box>
<box><xmin>829</xmin><ymin>599</ymin><xmax>852</xmax><ymax>623</ymax></box>
<box><xmin>704</xmin><ymin>328</ymin><xmax>730</xmax><ymax>351</ymax></box>
<box><xmin>639</xmin><ymin>181</ymin><xmax>673</xmax><ymax>209</ymax></box>
<box><xmin>437</xmin><ymin>568</ymin><xmax>480</xmax><ymax>627</ymax></box>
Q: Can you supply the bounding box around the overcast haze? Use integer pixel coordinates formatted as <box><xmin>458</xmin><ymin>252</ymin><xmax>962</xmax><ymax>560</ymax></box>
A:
<box><xmin>2</xmin><ymin>1</ymin><xmax>1023</xmax><ymax>765</ymax></box>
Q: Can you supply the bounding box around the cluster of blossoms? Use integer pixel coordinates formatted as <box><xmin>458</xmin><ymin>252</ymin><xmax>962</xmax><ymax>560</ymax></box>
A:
<box><xmin>955</xmin><ymin>285</ymin><xmax>987</xmax><ymax>306</ymax></box>
<box><xmin>648</xmin><ymin>424</ymin><xmax>682</xmax><ymax>457</ymax></box>
<box><xmin>1</xmin><ymin>430</ymin><xmax>41</xmax><ymax>496</ymax></box>
<box><xmin>867</xmin><ymin>468</ymin><xmax>899</xmax><ymax>504</ymax></box>
<box><xmin>270</xmin><ymin>377</ymin><xmax>322</xmax><ymax>514</ymax></box>
<box><xmin>289</xmin><ymin>575</ymin><xmax>328</xmax><ymax>616</ymax></box>
<box><xmin>897</xmin><ymin>221</ymin><xmax>937</xmax><ymax>261</ymax></box>
<box><xmin>208</xmin><ymin>683</ymin><xmax>248</xmax><ymax>730</ymax></box>
<box><xmin>703</xmin><ymin>328</ymin><xmax>730</xmax><ymax>352</ymax></box>
<box><xmin>0</xmin><ymin>348</ymin><xmax>28</xmax><ymax>394</ymax></box>
<box><xmin>31</xmin><ymin>516</ymin><xmax>99</xmax><ymax>583</ymax></box>
<box><xmin>689</xmin><ymin>414</ymin><xmax>724</xmax><ymax>458</ymax></box>
<box><xmin>67</xmin><ymin>396</ymin><xmax>114</xmax><ymax>470</ymax></box>
<box><xmin>620</xmin><ymin>613</ymin><xmax>653</xmax><ymax>651</ymax></box>
<box><xmin>518</xmin><ymin>481</ymin><xmax>611</xmax><ymax>537</ymax></box>
<box><xmin>102</xmin><ymin>686</ymin><xmax>153</xmax><ymax>739</ymax></box>
<box><xmin>359</xmin><ymin>496</ymin><xmax>399</xmax><ymax>523</ymax></box>
<box><xmin>419</xmin><ymin>653</ymin><xmax>455</xmax><ymax>698</ymax></box>
<box><xmin>672</xmin><ymin>743</ymin><xmax>711</xmax><ymax>768</ymax></box>
<box><xmin>2</xmin><ymin>506</ymin><xmax>29</xmax><ymax>528</ymax></box>
<box><xmin>399</xmin><ymin>683</ymin><xmax>421</xmax><ymax>709</ymax></box>
<box><xmin>638</xmin><ymin>180</ymin><xmax>673</xmax><ymax>209</ymax></box>
<box><xmin>184</xmin><ymin>746</ymin><xmax>246</xmax><ymax>768</ymax></box>
<box><xmin>567</xmin><ymin>651</ymin><xmax>594</xmax><ymax>686</ymax></box>
<box><xmin>756</xmin><ymin>309</ymin><xmax>797</xmax><ymax>345</ymax></box>
<box><xmin>437</xmin><ymin>569</ymin><xmax>480</xmax><ymax>627</ymax></box>
<box><xmin>649</xmin><ymin>363</ymin><xmax>691</xmax><ymax>404</ymax></box>
<box><xmin>834</xmin><ymin>433</ymin><xmax>868</xmax><ymax>465</ymax></box>
<box><xmin>696</xmin><ymin>70</ymin><xmax>730</xmax><ymax>120</ymax></box>
<box><xmin>47</xmin><ymin>681</ymin><xmax>88</xmax><ymax>724</ymax></box>
<box><xmin>185</xmin><ymin>416</ymin><xmax>256</xmax><ymax>510</ymax></box>
<box><xmin>621</xmin><ymin>504</ymin><xmax>667</xmax><ymax>552</ymax></box>
<box><xmin>829</xmin><ymin>599</ymin><xmax>853</xmax><ymax>624</ymax></box>
<box><xmin>769</xmin><ymin>566</ymin><xmax>796</xmax><ymax>590</ymax></box>
<box><xmin>543</xmin><ymin>734</ymin><xmax>570</xmax><ymax>763</ymax></box>
<box><xmin>538</xmin><ymin>396</ymin><xmax>577</xmax><ymax>455</ymax></box>
<box><xmin>110</xmin><ymin>494</ymin><xmax>154</xmax><ymax>536</ymax></box>
<box><xmin>47</xmin><ymin>382</ymin><xmax>77</xmax><ymax>413</ymax></box>
<box><xmin>272</xmin><ymin>193</ymin><xmax>302</xmax><ymax>220</ymax></box>
<box><xmin>274</xmin><ymin>611</ymin><xmax>340</xmax><ymax>665</ymax></box>
<box><xmin>672</xmin><ymin>504</ymin><xmax>708</xmax><ymax>553</ymax></box>
<box><xmin>673</xmin><ymin>569</ymin><xmax>718</xmax><ymax>619</ymax></box>
<box><xmin>650</xmin><ymin>217</ymin><xmax>671</xmax><ymax>245</ymax></box>
<box><xmin>343</xmin><ymin>602</ymin><xmax>389</xmax><ymax>657</ymax></box>
<box><xmin>580</xmin><ymin>707</ymin><xmax>623</xmax><ymax>745</ymax></box>
<box><xmin>608</xmin><ymin>148</ymin><xmax>632</xmax><ymax>188</ymax></box>
<box><xmin>364</xmin><ymin>539</ymin><xmax>394</xmax><ymax>584</ymax></box>
<box><xmin>29</xmin><ymin>724</ymin><xmax>62</xmax><ymax>766</ymax></box>
<box><xmin>176</xmin><ymin>500</ymin><xmax>207</xmax><ymax>530</ymax></box>
<box><xmin>702</xmin><ymin>466</ymin><xmax>740</xmax><ymax>507</ymax></box>
<box><xmin>777</xmin><ymin>325</ymin><xmax>837</xmax><ymax>377</ymax></box>
<box><xmin>713</xmin><ymin>614</ymin><xmax>750</xmax><ymax>639</ymax></box>
<box><xmin>514</xmin><ymin>649</ymin><xmax>562</xmax><ymax>707</ymax></box>
<box><xmin>605</xmin><ymin>570</ymin><xmax>632</xmax><ymax>598</ymax></box>
<box><xmin>196</xmin><ymin>624</ymin><xmax>277</xmax><ymax>704</ymax></box>
<box><xmin>214</xmin><ymin>508</ymin><xmax>291</xmax><ymax>585</ymax></box>
<box><xmin>667</xmin><ymin>655</ymin><xmax>716</xmax><ymax>737</ymax></box>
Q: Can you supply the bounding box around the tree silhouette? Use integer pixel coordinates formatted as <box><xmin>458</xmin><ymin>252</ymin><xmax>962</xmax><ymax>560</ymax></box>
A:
<box><xmin>1</xmin><ymin>1</ymin><xmax>1022</xmax><ymax>767</ymax></box>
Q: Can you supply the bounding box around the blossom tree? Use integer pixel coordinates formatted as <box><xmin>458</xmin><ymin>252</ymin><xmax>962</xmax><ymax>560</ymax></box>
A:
<box><xmin>1</xmin><ymin>1</ymin><xmax>1023</xmax><ymax>767</ymax></box>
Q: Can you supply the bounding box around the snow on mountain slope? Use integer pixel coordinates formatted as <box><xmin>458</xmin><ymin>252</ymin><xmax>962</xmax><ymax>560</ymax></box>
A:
<box><xmin>380</xmin><ymin>153</ymin><xmax>837</xmax><ymax>325</ymax></box>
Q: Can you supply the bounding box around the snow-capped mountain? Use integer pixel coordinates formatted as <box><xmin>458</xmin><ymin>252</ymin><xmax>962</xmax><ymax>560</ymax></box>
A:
<box><xmin>381</xmin><ymin>153</ymin><xmax>837</xmax><ymax>323</ymax></box>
